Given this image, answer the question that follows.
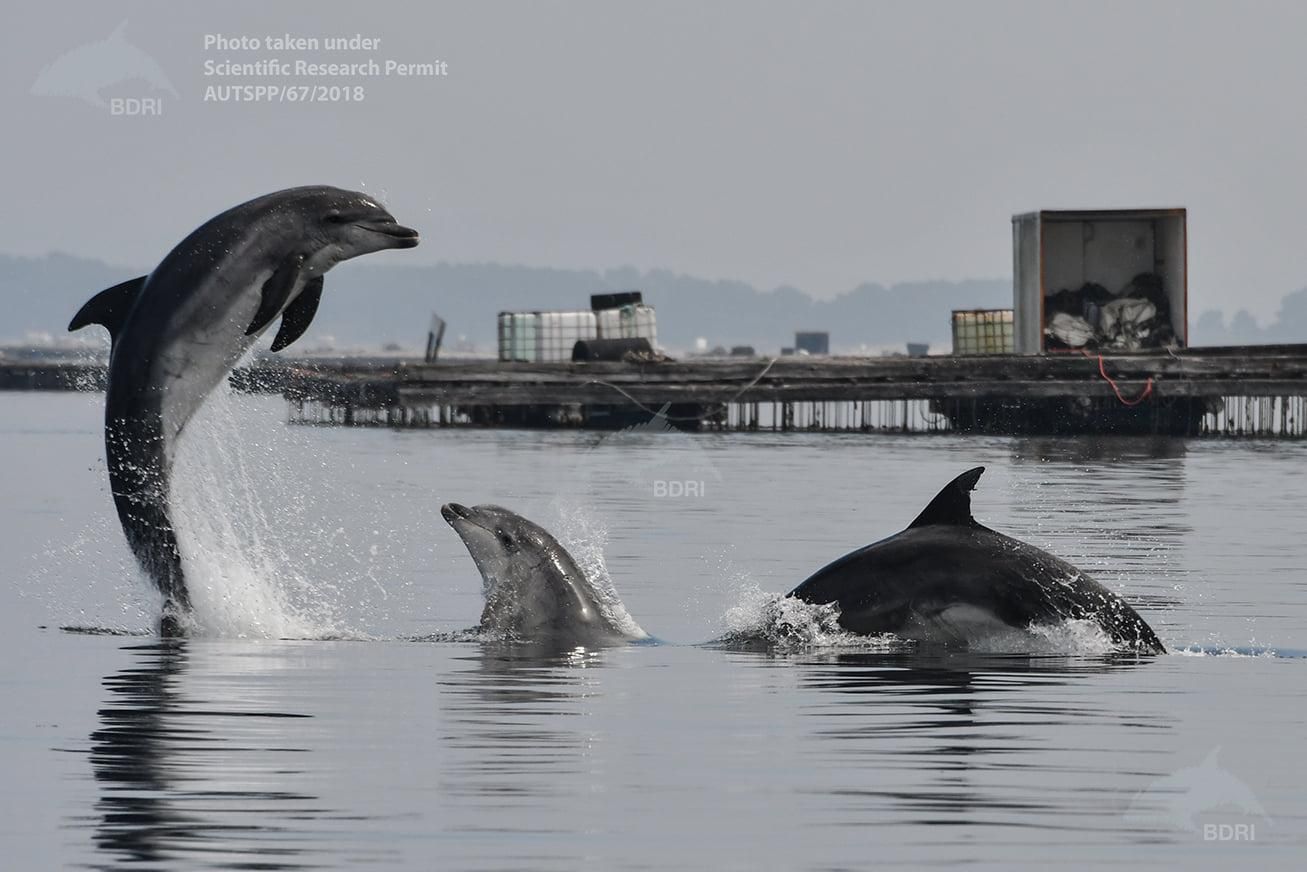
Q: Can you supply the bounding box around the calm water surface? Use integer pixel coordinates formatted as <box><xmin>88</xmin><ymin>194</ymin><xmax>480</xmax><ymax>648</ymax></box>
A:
<box><xmin>2</xmin><ymin>392</ymin><xmax>1305</xmax><ymax>869</ymax></box>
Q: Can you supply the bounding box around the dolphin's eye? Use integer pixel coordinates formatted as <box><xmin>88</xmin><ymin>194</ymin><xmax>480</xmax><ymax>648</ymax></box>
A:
<box><xmin>498</xmin><ymin>532</ymin><xmax>515</xmax><ymax>550</ymax></box>
<box><xmin>324</xmin><ymin>213</ymin><xmax>347</xmax><ymax>224</ymax></box>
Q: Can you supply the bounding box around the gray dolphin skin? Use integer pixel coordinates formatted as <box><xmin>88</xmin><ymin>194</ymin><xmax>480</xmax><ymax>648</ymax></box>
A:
<box><xmin>69</xmin><ymin>186</ymin><xmax>419</xmax><ymax>635</ymax></box>
<box><xmin>441</xmin><ymin>503</ymin><xmax>647</xmax><ymax>647</ymax></box>
<box><xmin>788</xmin><ymin>467</ymin><xmax>1166</xmax><ymax>653</ymax></box>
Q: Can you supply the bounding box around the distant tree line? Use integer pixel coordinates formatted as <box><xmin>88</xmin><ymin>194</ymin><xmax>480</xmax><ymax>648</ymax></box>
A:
<box><xmin>1</xmin><ymin>251</ymin><xmax>1301</xmax><ymax>352</ymax></box>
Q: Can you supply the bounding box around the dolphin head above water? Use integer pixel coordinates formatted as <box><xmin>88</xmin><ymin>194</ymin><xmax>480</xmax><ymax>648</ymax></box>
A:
<box><xmin>70</xmin><ymin>185</ymin><xmax>420</xmax><ymax>400</ymax></box>
<box><xmin>441</xmin><ymin>503</ymin><xmax>644</xmax><ymax>647</ymax></box>
<box><xmin>262</xmin><ymin>187</ymin><xmax>420</xmax><ymax>270</ymax></box>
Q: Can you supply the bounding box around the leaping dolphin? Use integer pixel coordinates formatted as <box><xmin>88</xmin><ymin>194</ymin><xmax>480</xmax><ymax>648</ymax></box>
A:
<box><xmin>441</xmin><ymin>503</ymin><xmax>648</xmax><ymax>648</ymax></box>
<box><xmin>788</xmin><ymin>467</ymin><xmax>1166</xmax><ymax>653</ymax></box>
<box><xmin>69</xmin><ymin>186</ymin><xmax>419</xmax><ymax>635</ymax></box>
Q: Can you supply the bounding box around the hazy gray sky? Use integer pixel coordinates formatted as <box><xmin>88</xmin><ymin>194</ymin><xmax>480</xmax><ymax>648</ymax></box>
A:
<box><xmin>3</xmin><ymin>0</ymin><xmax>1305</xmax><ymax>318</ymax></box>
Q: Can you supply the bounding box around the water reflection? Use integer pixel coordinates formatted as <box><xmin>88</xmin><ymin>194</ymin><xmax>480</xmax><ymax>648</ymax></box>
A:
<box><xmin>437</xmin><ymin>643</ymin><xmax>603</xmax><ymax>806</ymax></box>
<box><xmin>428</xmin><ymin>643</ymin><xmax>616</xmax><ymax>871</ymax></box>
<box><xmin>84</xmin><ymin>642</ymin><xmax>342</xmax><ymax>870</ymax></box>
<box><xmin>1005</xmin><ymin>436</ymin><xmax>1192</xmax><ymax>627</ymax></box>
<box><xmin>1011</xmin><ymin>435</ymin><xmax>1189</xmax><ymax>464</ymax></box>
<box><xmin>777</xmin><ymin>651</ymin><xmax>1169</xmax><ymax>834</ymax></box>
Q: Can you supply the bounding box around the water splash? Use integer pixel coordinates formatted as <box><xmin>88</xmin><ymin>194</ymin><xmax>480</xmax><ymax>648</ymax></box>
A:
<box><xmin>167</xmin><ymin>388</ymin><xmax>375</xmax><ymax>639</ymax></box>
<box><xmin>970</xmin><ymin>618</ymin><xmax>1118</xmax><ymax>655</ymax></box>
<box><xmin>1172</xmin><ymin>644</ymin><xmax>1297</xmax><ymax>658</ymax></box>
<box><xmin>716</xmin><ymin>584</ymin><xmax>905</xmax><ymax>651</ymax></box>
<box><xmin>26</xmin><ymin>522</ymin><xmax>156</xmax><ymax>634</ymax></box>
<box><xmin>547</xmin><ymin>498</ymin><xmax>649</xmax><ymax>639</ymax></box>
<box><xmin>714</xmin><ymin>585</ymin><xmax>1171</xmax><ymax>655</ymax></box>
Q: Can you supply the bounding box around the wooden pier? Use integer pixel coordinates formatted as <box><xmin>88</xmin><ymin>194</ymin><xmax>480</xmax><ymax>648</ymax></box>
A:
<box><xmin>8</xmin><ymin>346</ymin><xmax>1307</xmax><ymax>437</ymax></box>
<box><xmin>280</xmin><ymin>346</ymin><xmax>1307</xmax><ymax>437</ymax></box>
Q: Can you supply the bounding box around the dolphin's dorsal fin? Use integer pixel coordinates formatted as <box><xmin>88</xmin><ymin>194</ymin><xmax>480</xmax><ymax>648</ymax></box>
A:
<box><xmin>270</xmin><ymin>276</ymin><xmax>324</xmax><ymax>351</ymax></box>
<box><xmin>247</xmin><ymin>254</ymin><xmax>305</xmax><ymax>336</ymax></box>
<box><xmin>68</xmin><ymin>276</ymin><xmax>146</xmax><ymax>341</ymax></box>
<box><xmin>908</xmin><ymin>466</ymin><xmax>985</xmax><ymax>528</ymax></box>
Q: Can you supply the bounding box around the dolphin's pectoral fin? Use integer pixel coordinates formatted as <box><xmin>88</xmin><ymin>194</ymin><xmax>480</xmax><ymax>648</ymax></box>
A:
<box><xmin>908</xmin><ymin>466</ymin><xmax>985</xmax><ymax>528</ymax></box>
<box><xmin>68</xmin><ymin>276</ymin><xmax>147</xmax><ymax>341</ymax></box>
<box><xmin>270</xmin><ymin>276</ymin><xmax>324</xmax><ymax>352</ymax></box>
<box><xmin>246</xmin><ymin>254</ymin><xmax>305</xmax><ymax>336</ymax></box>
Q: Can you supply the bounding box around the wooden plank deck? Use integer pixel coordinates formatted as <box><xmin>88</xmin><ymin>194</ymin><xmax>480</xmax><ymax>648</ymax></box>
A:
<box><xmin>278</xmin><ymin>347</ymin><xmax>1307</xmax><ymax>436</ymax></box>
<box><xmin>8</xmin><ymin>346</ymin><xmax>1307</xmax><ymax>435</ymax></box>
<box><xmin>283</xmin><ymin>347</ymin><xmax>1307</xmax><ymax>405</ymax></box>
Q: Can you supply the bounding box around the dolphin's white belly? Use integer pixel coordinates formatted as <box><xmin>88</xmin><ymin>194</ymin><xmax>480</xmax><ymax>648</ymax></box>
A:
<box><xmin>153</xmin><ymin>273</ymin><xmax>276</xmax><ymax>449</ymax></box>
<box><xmin>903</xmin><ymin>603</ymin><xmax>1013</xmax><ymax>645</ymax></box>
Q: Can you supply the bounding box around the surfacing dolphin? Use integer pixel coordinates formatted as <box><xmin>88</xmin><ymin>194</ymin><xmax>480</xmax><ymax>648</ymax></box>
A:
<box><xmin>441</xmin><ymin>503</ymin><xmax>648</xmax><ymax>648</ymax></box>
<box><xmin>69</xmin><ymin>186</ymin><xmax>419</xmax><ymax>635</ymax></box>
<box><xmin>788</xmin><ymin>467</ymin><xmax>1166</xmax><ymax>653</ymax></box>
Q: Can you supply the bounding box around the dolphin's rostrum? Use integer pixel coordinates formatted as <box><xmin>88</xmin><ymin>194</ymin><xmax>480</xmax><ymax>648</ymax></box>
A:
<box><xmin>70</xmin><ymin>186</ymin><xmax>419</xmax><ymax>635</ymax></box>
<box><xmin>788</xmin><ymin>467</ymin><xmax>1166</xmax><ymax>653</ymax></box>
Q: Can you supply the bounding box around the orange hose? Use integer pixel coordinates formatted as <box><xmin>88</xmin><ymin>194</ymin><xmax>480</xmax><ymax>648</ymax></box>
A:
<box><xmin>1085</xmin><ymin>351</ymin><xmax>1154</xmax><ymax>406</ymax></box>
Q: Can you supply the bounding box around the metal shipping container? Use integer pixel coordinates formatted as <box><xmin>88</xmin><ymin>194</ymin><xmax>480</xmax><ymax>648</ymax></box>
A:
<box><xmin>951</xmin><ymin>309</ymin><xmax>1014</xmax><ymax>355</ymax></box>
<box><xmin>1012</xmin><ymin>209</ymin><xmax>1187</xmax><ymax>353</ymax></box>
